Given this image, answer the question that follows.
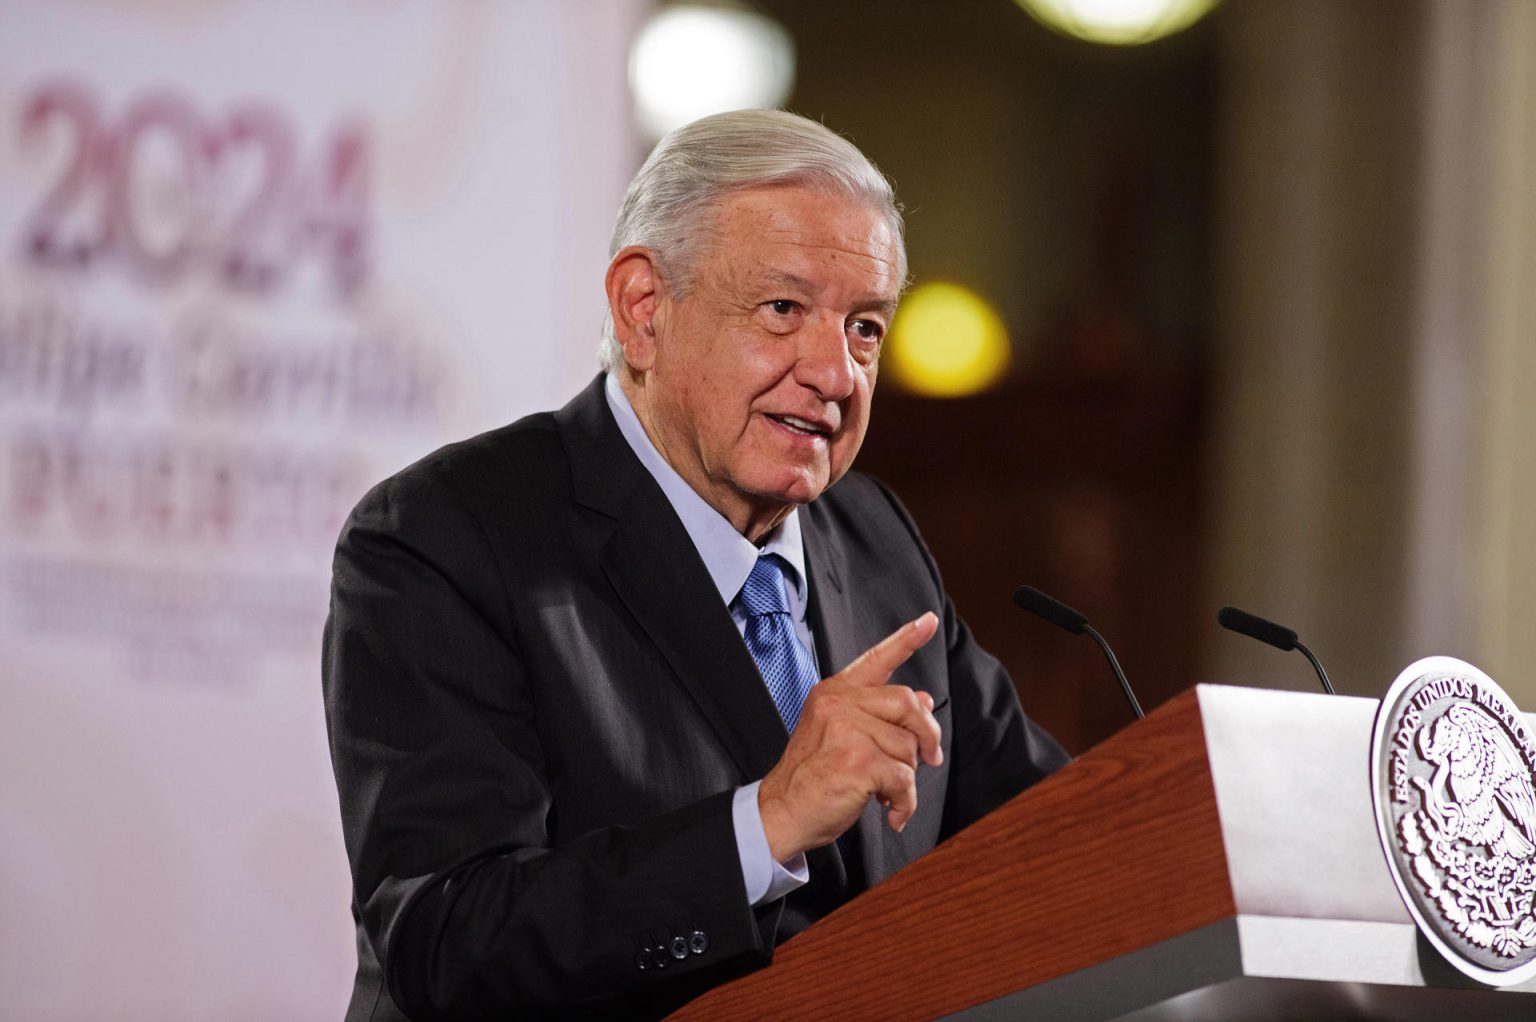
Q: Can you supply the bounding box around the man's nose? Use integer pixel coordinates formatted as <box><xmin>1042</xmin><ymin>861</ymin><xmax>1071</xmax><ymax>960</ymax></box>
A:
<box><xmin>794</xmin><ymin>315</ymin><xmax>857</xmax><ymax>400</ymax></box>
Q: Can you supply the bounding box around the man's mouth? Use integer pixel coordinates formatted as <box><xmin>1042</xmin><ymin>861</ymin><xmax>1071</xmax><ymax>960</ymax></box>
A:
<box><xmin>766</xmin><ymin>413</ymin><xmax>832</xmax><ymax>438</ymax></box>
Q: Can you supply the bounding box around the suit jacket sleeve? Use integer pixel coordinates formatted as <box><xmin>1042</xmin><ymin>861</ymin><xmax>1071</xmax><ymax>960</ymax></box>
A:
<box><xmin>323</xmin><ymin>468</ymin><xmax>770</xmax><ymax>1020</ymax></box>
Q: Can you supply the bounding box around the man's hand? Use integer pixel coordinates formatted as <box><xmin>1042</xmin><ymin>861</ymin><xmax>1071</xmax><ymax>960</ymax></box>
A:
<box><xmin>757</xmin><ymin>612</ymin><xmax>942</xmax><ymax>862</ymax></box>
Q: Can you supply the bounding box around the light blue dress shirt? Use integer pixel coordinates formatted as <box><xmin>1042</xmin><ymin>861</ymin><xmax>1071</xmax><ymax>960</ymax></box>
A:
<box><xmin>604</xmin><ymin>372</ymin><xmax>811</xmax><ymax>905</ymax></box>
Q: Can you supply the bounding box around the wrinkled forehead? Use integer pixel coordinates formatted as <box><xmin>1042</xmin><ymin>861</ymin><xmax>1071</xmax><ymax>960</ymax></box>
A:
<box><xmin>702</xmin><ymin>181</ymin><xmax>906</xmax><ymax>280</ymax></box>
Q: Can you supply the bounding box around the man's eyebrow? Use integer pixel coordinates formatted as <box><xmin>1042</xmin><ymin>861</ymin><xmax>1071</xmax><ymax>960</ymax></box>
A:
<box><xmin>759</xmin><ymin>270</ymin><xmax>817</xmax><ymax>293</ymax></box>
<box><xmin>757</xmin><ymin>271</ymin><xmax>898</xmax><ymax>315</ymax></box>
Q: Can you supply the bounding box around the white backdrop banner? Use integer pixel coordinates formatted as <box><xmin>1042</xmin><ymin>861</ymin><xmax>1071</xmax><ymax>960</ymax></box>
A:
<box><xmin>0</xmin><ymin>2</ymin><xmax>643</xmax><ymax>1018</ymax></box>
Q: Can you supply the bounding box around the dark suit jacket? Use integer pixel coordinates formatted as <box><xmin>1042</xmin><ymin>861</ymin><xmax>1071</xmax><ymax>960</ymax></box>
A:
<box><xmin>323</xmin><ymin>376</ymin><xmax>1067</xmax><ymax>1021</ymax></box>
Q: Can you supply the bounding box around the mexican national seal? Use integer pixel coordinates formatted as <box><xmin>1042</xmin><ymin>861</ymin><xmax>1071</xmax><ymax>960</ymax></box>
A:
<box><xmin>1371</xmin><ymin>656</ymin><xmax>1536</xmax><ymax>985</ymax></box>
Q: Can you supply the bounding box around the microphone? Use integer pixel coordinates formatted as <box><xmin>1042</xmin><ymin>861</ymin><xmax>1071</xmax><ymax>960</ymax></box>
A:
<box><xmin>1013</xmin><ymin>585</ymin><xmax>1144</xmax><ymax>720</ymax></box>
<box><xmin>1216</xmin><ymin>606</ymin><xmax>1335</xmax><ymax>695</ymax></box>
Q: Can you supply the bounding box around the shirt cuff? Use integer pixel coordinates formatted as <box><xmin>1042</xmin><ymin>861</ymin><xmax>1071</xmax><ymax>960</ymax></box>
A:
<box><xmin>732</xmin><ymin>781</ymin><xmax>809</xmax><ymax>906</ymax></box>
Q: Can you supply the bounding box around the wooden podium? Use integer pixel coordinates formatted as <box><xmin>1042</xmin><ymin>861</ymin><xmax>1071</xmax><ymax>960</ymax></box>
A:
<box><xmin>668</xmin><ymin>685</ymin><xmax>1536</xmax><ymax>1020</ymax></box>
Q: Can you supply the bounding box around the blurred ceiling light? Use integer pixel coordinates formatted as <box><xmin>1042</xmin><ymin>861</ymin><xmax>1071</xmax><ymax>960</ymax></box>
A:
<box><xmin>1015</xmin><ymin>0</ymin><xmax>1220</xmax><ymax>45</ymax></box>
<box><xmin>629</xmin><ymin>3</ymin><xmax>796</xmax><ymax>139</ymax></box>
<box><xmin>886</xmin><ymin>283</ymin><xmax>1012</xmax><ymax>398</ymax></box>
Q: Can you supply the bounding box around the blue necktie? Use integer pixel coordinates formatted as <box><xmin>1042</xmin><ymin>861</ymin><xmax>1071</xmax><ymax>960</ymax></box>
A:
<box><xmin>736</xmin><ymin>554</ymin><xmax>820</xmax><ymax>733</ymax></box>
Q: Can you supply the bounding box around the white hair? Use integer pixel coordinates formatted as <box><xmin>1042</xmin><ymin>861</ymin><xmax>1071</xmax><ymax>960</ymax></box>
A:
<box><xmin>598</xmin><ymin>109</ymin><xmax>907</xmax><ymax>372</ymax></box>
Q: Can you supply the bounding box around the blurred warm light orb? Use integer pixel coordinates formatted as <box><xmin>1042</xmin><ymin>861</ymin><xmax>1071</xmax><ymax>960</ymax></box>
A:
<box><xmin>629</xmin><ymin>4</ymin><xmax>796</xmax><ymax>139</ymax></box>
<box><xmin>886</xmin><ymin>282</ymin><xmax>1012</xmax><ymax>398</ymax></box>
<box><xmin>1015</xmin><ymin>0</ymin><xmax>1220</xmax><ymax>45</ymax></box>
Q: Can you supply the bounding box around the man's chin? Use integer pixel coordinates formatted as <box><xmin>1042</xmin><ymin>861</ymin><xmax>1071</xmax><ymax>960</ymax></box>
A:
<box><xmin>744</xmin><ymin>468</ymin><xmax>838</xmax><ymax>509</ymax></box>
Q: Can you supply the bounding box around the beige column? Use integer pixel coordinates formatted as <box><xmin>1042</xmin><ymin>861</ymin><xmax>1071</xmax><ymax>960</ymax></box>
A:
<box><xmin>1208</xmin><ymin>0</ymin><xmax>1422</xmax><ymax>695</ymax></box>
<box><xmin>1213</xmin><ymin>0</ymin><xmax>1536</xmax><ymax>707</ymax></box>
<box><xmin>1469</xmin><ymin>0</ymin><xmax>1536</xmax><ymax>705</ymax></box>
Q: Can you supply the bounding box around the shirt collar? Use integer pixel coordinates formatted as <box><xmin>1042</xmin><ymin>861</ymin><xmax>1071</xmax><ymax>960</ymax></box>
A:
<box><xmin>604</xmin><ymin>372</ymin><xmax>807</xmax><ymax>605</ymax></box>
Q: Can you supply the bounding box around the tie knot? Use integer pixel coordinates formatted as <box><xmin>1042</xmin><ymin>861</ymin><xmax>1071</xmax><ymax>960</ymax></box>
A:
<box><xmin>736</xmin><ymin>554</ymin><xmax>794</xmax><ymax>618</ymax></box>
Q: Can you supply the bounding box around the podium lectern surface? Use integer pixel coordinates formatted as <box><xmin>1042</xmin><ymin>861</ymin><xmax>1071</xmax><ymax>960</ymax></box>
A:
<box><xmin>667</xmin><ymin>685</ymin><xmax>1536</xmax><ymax>1021</ymax></box>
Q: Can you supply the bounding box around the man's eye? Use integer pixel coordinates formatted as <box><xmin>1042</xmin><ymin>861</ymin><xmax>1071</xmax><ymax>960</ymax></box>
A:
<box><xmin>850</xmin><ymin>319</ymin><xmax>884</xmax><ymax>342</ymax></box>
<box><xmin>767</xmin><ymin>299</ymin><xmax>798</xmax><ymax>315</ymax></box>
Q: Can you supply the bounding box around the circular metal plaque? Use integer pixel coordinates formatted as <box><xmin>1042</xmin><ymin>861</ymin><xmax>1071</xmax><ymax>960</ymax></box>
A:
<box><xmin>1370</xmin><ymin>656</ymin><xmax>1536</xmax><ymax>985</ymax></box>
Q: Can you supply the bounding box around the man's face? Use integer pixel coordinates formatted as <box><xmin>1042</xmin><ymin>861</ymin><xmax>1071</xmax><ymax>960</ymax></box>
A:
<box><xmin>636</xmin><ymin>184</ymin><xmax>902</xmax><ymax>537</ymax></box>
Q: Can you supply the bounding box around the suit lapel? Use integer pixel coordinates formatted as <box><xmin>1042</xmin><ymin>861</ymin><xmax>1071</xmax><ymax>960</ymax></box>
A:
<box><xmin>556</xmin><ymin>378</ymin><xmax>787</xmax><ymax>783</ymax></box>
<box><xmin>800</xmin><ymin>503</ymin><xmax>875</xmax><ymax>891</ymax></box>
<box><xmin>803</xmin><ymin>498</ymin><xmax>950</xmax><ymax>889</ymax></box>
<box><xmin>558</xmin><ymin>378</ymin><xmax>853</xmax><ymax>893</ymax></box>
<box><xmin>599</xmin><ymin>509</ymin><xmax>789</xmax><ymax>782</ymax></box>
<box><xmin>597</xmin><ymin>472</ymin><xmax>856</xmax><ymax>892</ymax></box>
<box><xmin>801</xmin><ymin>507</ymin><xmax>856</xmax><ymax>676</ymax></box>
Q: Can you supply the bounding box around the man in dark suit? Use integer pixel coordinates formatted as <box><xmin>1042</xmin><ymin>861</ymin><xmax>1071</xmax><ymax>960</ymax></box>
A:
<box><xmin>324</xmin><ymin>109</ymin><xmax>1067</xmax><ymax>1021</ymax></box>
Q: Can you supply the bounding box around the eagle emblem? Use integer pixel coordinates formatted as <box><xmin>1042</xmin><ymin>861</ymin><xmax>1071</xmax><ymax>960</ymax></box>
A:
<box><xmin>1415</xmin><ymin>704</ymin><xmax>1536</xmax><ymax>862</ymax></box>
<box><xmin>1371</xmin><ymin>657</ymin><xmax>1536</xmax><ymax>985</ymax></box>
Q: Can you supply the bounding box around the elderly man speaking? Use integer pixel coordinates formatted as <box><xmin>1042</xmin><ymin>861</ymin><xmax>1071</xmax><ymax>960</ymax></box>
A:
<box><xmin>324</xmin><ymin>109</ymin><xmax>1067</xmax><ymax>1021</ymax></box>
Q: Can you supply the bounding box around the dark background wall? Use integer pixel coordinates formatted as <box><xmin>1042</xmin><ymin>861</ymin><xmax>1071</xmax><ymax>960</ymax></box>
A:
<box><xmin>762</xmin><ymin>0</ymin><xmax>1220</xmax><ymax>751</ymax></box>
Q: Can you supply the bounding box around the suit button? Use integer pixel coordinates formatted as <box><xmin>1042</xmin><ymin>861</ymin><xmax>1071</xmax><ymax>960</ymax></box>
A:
<box><xmin>669</xmin><ymin>936</ymin><xmax>689</xmax><ymax>960</ymax></box>
<box><xmin>635</xmin><ymin>948</ymin><xmax>651</xmax><ymax>971</ymax></box>
<box><xmin>689</xmin><ymin>930</ymin><xmax>709</xmax><ymax>955</ymax></box>
<box><xmin>651</xmin><ymin>946</ymin><xmax>668</xmax><ymax>969</ymax></box>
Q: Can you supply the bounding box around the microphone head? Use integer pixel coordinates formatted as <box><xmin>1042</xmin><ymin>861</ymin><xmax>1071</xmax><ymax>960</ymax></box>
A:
<box><xmin>1217</xmin><ymin>606</ymin><xmax>1298</xmax><ymax>652</ymax></box>
<box><xmin>1013</xmin><ymin>585</ymin><xmax>1088</xmax><ymax>636</ymax></box>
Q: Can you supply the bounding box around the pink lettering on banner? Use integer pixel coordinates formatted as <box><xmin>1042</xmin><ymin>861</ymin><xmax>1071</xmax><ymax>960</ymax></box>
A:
<box><xmin>18</xmin><ymin>80</ymin><xmax>371</xmax><ymax>299</ymax></box>
<box><xmin>1</xmin><ymin>75</ymin><xmax>455</xmax><ymax>690</ymax></box>
<box><xmin>0</xmin><ymin>5</ymin><xmax>635</xmax><ymax>1017</ymax></box>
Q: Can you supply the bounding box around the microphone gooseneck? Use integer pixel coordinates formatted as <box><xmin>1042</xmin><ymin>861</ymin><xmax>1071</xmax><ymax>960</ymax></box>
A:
<box><xmin>1216</xmin><ymin>606</ymin><xmax>1335</xmax><ymax>695</ymax></box>
<box><xmin>1292</xmin><ymin>642</ymin><xmax>1335</xmax><ymax>696</ymax></box>
<box><xmin>1013</xmin><ymin>586</ymin><xmax>1144</xmax><ymax>720</ymax></box>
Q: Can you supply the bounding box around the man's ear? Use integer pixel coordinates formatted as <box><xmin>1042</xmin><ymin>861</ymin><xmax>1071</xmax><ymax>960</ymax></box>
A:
<box><xmin>605</xmin><ymin>246</ymin><xmax>664</xmax><ymax>371</ymax></box>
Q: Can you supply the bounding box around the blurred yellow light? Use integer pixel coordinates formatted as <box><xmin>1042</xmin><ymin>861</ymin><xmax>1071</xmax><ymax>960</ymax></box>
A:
<box><xmin>885</xmin><ymin>283</ymin><xmax>1010</xmax><ymax>398</ymax></box>
<box><xmin>1016</xmin><ymin>0</ymin><xmax>1220</xmax><ymax>45</ymax></box>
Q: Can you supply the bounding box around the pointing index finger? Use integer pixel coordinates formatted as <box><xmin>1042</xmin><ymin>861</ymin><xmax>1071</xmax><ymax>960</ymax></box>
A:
<box><xmin>843</xmin><ymin>611</ymin><xmax>939</xmax><ymax>688</ymax></box>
